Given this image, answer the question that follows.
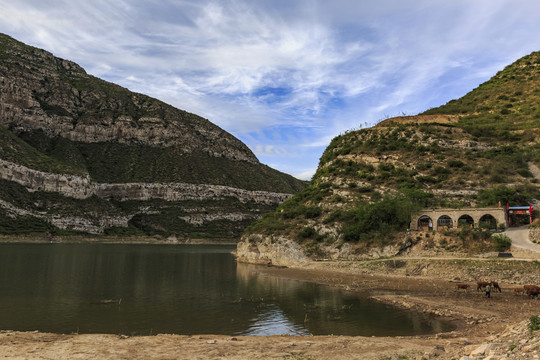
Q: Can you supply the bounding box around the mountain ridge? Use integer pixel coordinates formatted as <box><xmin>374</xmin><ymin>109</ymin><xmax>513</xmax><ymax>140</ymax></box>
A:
<box><xmin>0</xmin><ymin>33</ymin><xmax>305</xmax><ymax>238</ymax></box>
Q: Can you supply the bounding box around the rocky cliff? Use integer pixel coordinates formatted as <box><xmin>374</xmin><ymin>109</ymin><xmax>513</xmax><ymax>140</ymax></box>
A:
<box><xmin>238</xmin><ymin>50</ymin><xmax>540</xmax><ymax>265</ymax></box>
<box><xmin>0</xmin><ymin>33</ymin><xmax>305</xmax><ymax>237</ymax></box>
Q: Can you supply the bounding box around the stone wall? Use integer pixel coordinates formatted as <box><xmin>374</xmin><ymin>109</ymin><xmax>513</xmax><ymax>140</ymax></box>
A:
<box><xmin>410</xmin><ymin>208</ymin><xmax>507</xmax><ymax>231</ymax></box>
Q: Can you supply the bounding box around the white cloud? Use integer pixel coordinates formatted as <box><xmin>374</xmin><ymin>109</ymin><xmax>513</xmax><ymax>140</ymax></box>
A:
<box><xmin>2</xmin><ymin>0</ymin><xmax>540</xmax><ymax>180</ymax></box>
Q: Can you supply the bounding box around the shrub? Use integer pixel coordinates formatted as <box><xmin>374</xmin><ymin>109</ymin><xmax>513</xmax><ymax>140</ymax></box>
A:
<box><xmin>529</xmin><ymin>315</ymin><xmax>540</xmax><ymax>331</ymax></box>
<box><xmin>341</xmin><ymin>189</ymin><xmax>431</xmax><ymax>242</ymax></box>
<box><xmin>492</xmin><ymin>234</ymin><xmax>512</xmax><ymax>252</ymax></box>
<box><xmin>517</xmin><ymin>168</ymin><xmax>533</xmax><ymax>177</ymax></box>
<box><xmin>297</xmin><ymin>226</ymin><xmax>317</xmax><ymax>240</ymax></box>
<box><xmin>378</xmin><ymin>163</ymin><xmax>395</xmax><ymax>172</ymax></box>
<box><xmin>304</xmin><ymin>206</ymin><xmax>322</xmax><ymax>219</ymax></box>
<box><xmin>477</xmin><ymin>185</ymin><xmax>537</xmax><ymax>207</ymax></box>
<box><xmin>416</xmin><ymin>175</ymin><xmax>438</xmax><ymax>184</ymax></box>
<box><xmin>489</xmin><ymin>174</ymin><xmax>507</xmax><ymax>183</ymax></box>
<box><xmin>448</xmin><ymin>160</ymin><xmax>465</xmax><ymax>168</ymax></box>
<box><xmin>416</xmin><ymin>162</ymin><xmax>432</xmax><ymax>171</ymax></box>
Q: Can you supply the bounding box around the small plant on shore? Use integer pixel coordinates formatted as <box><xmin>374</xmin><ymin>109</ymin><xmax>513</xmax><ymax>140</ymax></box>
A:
<box><xmin>529</xmin><ymin>315</ymin><xmax>540</xmax><ymax>332</ymax></box>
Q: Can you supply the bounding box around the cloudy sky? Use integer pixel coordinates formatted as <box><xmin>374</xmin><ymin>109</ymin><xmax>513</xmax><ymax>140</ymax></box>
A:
<box><xmin>2</xmin><ymin>1</ymin><xmax>540</xmax><ymax>179</ymax></box>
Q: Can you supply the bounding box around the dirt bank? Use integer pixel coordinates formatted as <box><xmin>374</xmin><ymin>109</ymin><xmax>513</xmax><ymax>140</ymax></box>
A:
<box><xmin>1</xmin><ymin>247</ymin><xmax>539</xmax><ymax>359</ymax></box>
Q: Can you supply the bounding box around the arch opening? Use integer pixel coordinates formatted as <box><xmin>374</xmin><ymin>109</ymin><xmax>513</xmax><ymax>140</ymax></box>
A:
<box><xmin>417</xmin><ymin>215</ymin><xmax>433</xmax><ymax>231</ymax></box>
<box><xmin>437</xmin><ymin>215</ymin><xmax>453</xmax><ymax>229</ymax></box>
<box><xmin>458</xmin><ymin>215</ymin><xmax>474</xmax><ymax>228</ymax></box>
<box><xmin>479</xmin><ymin>214</ymin><xmax>497</xmax><ymax>230</ymax></box>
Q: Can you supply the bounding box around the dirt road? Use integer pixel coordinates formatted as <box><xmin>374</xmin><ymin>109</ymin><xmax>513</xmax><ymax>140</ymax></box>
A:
<box><xmin>504</xmin><ymin>225</ymin><xmax>540</xmax><ymax>253</ymax></box>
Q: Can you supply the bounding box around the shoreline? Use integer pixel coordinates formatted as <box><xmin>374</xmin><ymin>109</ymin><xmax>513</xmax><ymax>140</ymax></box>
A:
<box><xmin>0</xmin><ymin>245</ymin><xmax>539</xmax><ymax>359</ymax></box>
<box><xmin>0</xmin><ymin>234</ymin><xmax>238</xmax><ymax>245</ymax></box>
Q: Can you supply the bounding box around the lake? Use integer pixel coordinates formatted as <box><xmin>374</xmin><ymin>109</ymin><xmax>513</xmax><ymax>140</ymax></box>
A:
<box><xmin>0</xmin><ymin>243</ymin><xmax>453</xmax><ymax>336</ymax></box>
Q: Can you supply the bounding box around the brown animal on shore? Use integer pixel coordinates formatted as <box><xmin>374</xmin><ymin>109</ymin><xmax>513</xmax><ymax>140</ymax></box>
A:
<box><xmin>524</xmin><ymin>285</ymin><xmax>540</xmax><ymax>298</ymax></box>
<box><xmin>491</xmin><ymin>281</ymin><xmax>502</xmax><ymax>292</ymax></box>
<box><xmin>513</xmin><ymin>288</ymin><xmax>525</xmax><ymax>295</ymax></box>
<box><xmin>455</xmin><ymin>283</ymin><xmax>470</xmax><ymax>290</ymax></box>
<box><xmin>524</xmin><ymin>285</ymin><xmax>540</xmax><ymax>292</ymax></box>
<box><xmin>477</xmin><ymin>281</ymin><xmax>501</xmax><ymax>292</ymax></box>
<box><xmin>476</xmin><ymin>281</ymin><xmax>490</xmax><ymax>291</ymax></box>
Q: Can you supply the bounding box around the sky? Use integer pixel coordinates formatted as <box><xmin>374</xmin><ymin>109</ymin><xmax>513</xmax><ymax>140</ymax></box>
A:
<box><xmin>1</xmin><ymin>1</ymin><xmax>540</xmax><ymax>180</ymax></box>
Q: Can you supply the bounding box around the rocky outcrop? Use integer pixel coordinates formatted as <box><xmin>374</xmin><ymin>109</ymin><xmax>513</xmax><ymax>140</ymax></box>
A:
<box><xmin>236</xmin><ymin>234</ymin><xmax>309</xmax><ymax>266</ymax></box>
<box><xmin>0</xmin><ymin>199</ymin><xmax>130</xmax><ymax>234</ymax></box>
<box><xmin>531</xmin><ymin>227</ymin><xmax>540</xmax><ymax>244</ymax></box>
<box><xmin>179</xmin><ymin>213</ymin><xmax>259</xmax><ymax>226</ymax></box>
<box><xmin>0</xmin><ymin>159</ymin><xmax>292</xmax><ymax>205</ymax></box>
<box><xmin>0</xmin><ymin>159</ymin><xmax>92</xmax><ymax>198</ymax></box>
<box><xmin>459</xmin><ymin>319</ymin><xmax>540</xmax><ymax>359</ymax></box>
<box><xmin>376</xmin><ymin>114</ymin><xmax>459</xmax><ymax>127</ymax></box>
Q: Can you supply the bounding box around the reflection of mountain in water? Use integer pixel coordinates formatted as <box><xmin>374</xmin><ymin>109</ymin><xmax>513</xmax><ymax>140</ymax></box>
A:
<box><xmin>235</xmin><ymin>263</ymin><xmax>453</xmax><ymax>336</ymax></box>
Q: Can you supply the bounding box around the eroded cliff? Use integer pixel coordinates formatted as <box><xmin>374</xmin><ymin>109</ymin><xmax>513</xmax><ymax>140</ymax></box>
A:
<box><xmin>0</xmin><ymin>33</ymin><xmax>305</xmax><ymax>237</ymax></box>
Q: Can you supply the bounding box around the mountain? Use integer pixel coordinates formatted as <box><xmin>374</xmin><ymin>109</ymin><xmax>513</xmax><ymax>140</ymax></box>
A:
<box><xmin>0</xmin><ymin>33</ymin><xmax>305</xmax><ymax>238</ymax></box>
<box><xmin>237</xmin><ymin>51</ymin><xmax>540</xmax><ymax>265</ymax></box>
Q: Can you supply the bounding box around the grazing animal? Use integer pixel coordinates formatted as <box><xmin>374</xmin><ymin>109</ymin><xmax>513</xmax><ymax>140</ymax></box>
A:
<box><xmin>528</xmin><ymin>289</ymin><xmax>540</xmax><ymax>299</ymax></box>
<box><xmin>477</xmin><ymin>281</ymin><xmax>501</xmax><ymax>292</ymax></box>
<box><xmin>455</xmin><ymin>283</ymin><xmax>470</xmax><ymax>290</ymax></box>
<box><xmin>513</xmin><ymin>288</ymin><xmax>524</xmax><ymax>295</ymax></box>
<box><xmin>491</xmin><ymin>281</ymin><xmax>502</xmax><ymax>292</ymax></box>
<box><xmin>477</xmin><ymin>281</ymin><xmax>490</xmax><ymax>291</ymax></box>
<box><xmin>524</xmin><ymin>285</ymin><xmax>540</xmax><ymax>298</ymax></box>
<box><xmin>524</xmin><ymin>285</ymin><xmax>540</xmax><ymax>292</ymax></box>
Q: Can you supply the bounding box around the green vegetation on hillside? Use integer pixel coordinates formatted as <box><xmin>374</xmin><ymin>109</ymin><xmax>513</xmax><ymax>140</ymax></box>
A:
<box><xmin>0</xmin><ymin>125</ymin><xmax>86</xmax><ymax>175</ymax></box>
<box><xmin>0</xmin><ymin>208</ymin><xmax>60</xmax><ymax>235</ymax></box>
<box><xmin>424</xmin><ymin>50</ymin><xmax>540</xmax><ymax>142</ymax></box>
<box><xmin>14</xmin><ymin>129</ymin><xmax>305</xmax><ymax>192</ymax></box>
<box><xmin>244</xmin><ymin>50</ymin><xmax>540</xmax><ymax>258</ymax></box>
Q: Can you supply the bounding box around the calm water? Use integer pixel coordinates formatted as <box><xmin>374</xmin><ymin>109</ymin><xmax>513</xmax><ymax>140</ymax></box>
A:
<box><xmin>0</xmin><ymin>243</ymin><xmax>453</xmax><ymax>336</ymax></box>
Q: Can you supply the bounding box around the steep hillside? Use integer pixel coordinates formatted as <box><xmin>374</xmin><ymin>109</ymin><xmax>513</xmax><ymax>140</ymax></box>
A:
<box><xmin>238</xmin><ymin>51</ymin><xmax>540</xmax><ymax>264</ymax></box>
<box><xmin>424</xmin><ymin>50</ymin><xmax>540</xmax><ymax>141</ymax></box>
<box><xmin>0</xmin><ymin>33</ymin><xmax>305</xmax><ymax>238</ymax></box>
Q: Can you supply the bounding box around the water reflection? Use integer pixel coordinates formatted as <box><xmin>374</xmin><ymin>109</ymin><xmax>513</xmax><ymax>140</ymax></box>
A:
<box><xmin>0</xmin><ymin>244</ymin><xmax>453</xmax><ymax>336</ymax></box>
<box><xmin>235</xmin><ymin>263</ymin><xmax>452</xmax><ymax>336</ymax></box>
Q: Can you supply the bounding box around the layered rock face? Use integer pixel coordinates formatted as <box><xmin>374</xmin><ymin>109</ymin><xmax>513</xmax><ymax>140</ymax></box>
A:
<box><xmin>0</xmin><ymin>159</ymin><xmax>292</xmax><ymax>204</ymax></box>
<box><xmin>0</xmin><ymin>34</ymin><xmax>304</xmax><ymax>237</ymax></box>
<box><xmin>0</xmin><ymin>37</ymin><xmax>255</xmax><ymax>163</ymax></box>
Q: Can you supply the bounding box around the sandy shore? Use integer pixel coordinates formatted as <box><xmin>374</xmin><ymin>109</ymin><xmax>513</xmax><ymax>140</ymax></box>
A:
<box><xmin>1</xmin><ymin>247</ymin><xmax>539</xmax><ymax>359</ymax></box>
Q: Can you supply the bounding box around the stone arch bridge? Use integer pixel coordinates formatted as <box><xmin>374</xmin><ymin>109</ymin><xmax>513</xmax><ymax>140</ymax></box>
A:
<box><xmin>410</xmin><ymin>208</ymin><xmax>507</xmax><ymax>231</ymax></box>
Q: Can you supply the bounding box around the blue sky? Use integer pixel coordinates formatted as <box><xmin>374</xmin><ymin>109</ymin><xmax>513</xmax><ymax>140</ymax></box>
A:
<box><xmin>2</xmin><ymin>1</ymin><xmax>540</xmax><ymax>180</ymax></box>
